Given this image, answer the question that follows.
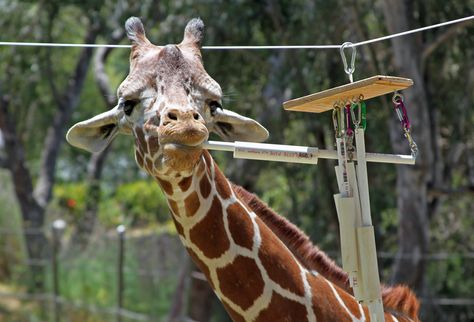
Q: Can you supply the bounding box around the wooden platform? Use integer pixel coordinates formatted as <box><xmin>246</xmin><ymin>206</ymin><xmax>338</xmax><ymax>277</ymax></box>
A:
<box><xmin>283</xmin><ymin>75</ymin><xmax>413</xmax><ymax>113</ymax></box>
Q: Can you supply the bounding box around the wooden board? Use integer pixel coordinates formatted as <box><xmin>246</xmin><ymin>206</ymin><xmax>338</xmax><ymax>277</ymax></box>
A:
<box><xmin>283</xmin><ymin>75</ymin><xmax>413</xmax><ymax>113</ymax></box>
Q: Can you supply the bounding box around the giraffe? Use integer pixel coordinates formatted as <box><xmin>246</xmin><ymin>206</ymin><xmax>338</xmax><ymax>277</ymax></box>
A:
<box><xmin>66</xmin><ymin>17</ymin><xmax>420</xmax><ymax>322</ymax></box>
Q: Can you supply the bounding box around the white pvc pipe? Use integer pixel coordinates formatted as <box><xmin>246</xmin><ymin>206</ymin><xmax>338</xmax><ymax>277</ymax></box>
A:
<box><xmin>355</xmin><ymin>129</ymin><xmax>373</xmax><ymax>226</ymax></box>
<box><xmin>203</xmin><ymin>141</ymin><xmax>415</xmax><ymax>165</ymax></box>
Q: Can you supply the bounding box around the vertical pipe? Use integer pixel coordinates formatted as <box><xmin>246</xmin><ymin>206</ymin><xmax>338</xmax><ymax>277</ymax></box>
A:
<box><xmin>116</xmin><ymin>225</ymin><xmax>126</xmax><ymax>322</ymax></box>
<box><xmin>51</xmin><ymin>220</ymin><xmax>65</xmax><ymax>322</ymax></box>
<box><xmin>355</xmin><ymin>129</ymin><xmax>372</xmax><ymax>226</ymax></box>
<box><xmin>354</xmin><ymin>129</ymin><xmax>384</xmax><ymax>322</ymax></box>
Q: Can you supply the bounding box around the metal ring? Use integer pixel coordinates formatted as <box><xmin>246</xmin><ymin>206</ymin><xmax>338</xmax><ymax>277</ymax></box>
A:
<box><xmin>392</xmin><ymin>92</ymin><xmax>403</xmax><ymax>104</ymax></box>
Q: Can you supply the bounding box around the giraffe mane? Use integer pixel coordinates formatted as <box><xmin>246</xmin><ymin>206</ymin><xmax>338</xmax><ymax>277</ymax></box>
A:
<box><xmin>231</xmin><ymin>183</ymin><xmax>420</xmax><ymax>321</ymax></box>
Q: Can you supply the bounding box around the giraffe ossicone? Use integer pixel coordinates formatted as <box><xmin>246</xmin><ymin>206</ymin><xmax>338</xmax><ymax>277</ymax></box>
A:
<box><xmin>67</xmin><ymin>17</ymin><xmax>420</xmax><ymax>322</ymax></box>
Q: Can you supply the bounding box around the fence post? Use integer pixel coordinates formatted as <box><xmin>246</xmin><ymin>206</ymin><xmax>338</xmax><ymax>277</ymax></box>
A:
<box><xmin>116</xmin><ymin>225</ymin><xmax>126</xmax><ymax>322</ymax></box>
<box><xmin>51</xmin><ymin>219</ymin><xmax>66</xmax><ymax>322</ymax></box>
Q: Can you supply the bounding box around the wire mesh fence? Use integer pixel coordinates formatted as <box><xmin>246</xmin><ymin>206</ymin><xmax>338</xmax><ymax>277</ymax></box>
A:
<box><xmin>0</xmin><ymin>222</ymin><xmax>190</xmax><ymax>322</ymax></box>
<box><xmin>1</xmin><ymin>223</ymin><xmax>474</xmax><ymax>322</ymax></box>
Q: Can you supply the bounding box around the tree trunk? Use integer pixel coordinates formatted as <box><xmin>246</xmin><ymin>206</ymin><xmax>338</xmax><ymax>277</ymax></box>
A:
<box><xmin>0</xmin><ymin>19</ymin><xmax>98</xmax><ymax>291</ymax></box>
<box><xmin>69</xmin><ymin>32</ymin><xmax>123</xmax><ymax>250</ymax></box>
<box><xmin>0</xmin><ymin>92</ymin><xmax>49</xmax><ymax>291</ymax></box>
<box><xmin>167</xmin><ymin>256</ymin><xmax>192</xmax><ymax>322</ymax></box>
<box><xmin>382</xmin><ymin>0</ymin><xmax>433</xmax><ymax>293</ymax></box>
<box><xmin>186</xmin><ymin>263</ymin><xmax>217</xmax><ymax>322</ymax></box>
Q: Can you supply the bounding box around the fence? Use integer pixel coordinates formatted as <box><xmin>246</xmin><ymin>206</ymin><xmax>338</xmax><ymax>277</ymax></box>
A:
<box><xmin>0</xmin><ymin>221</ymin><xmax>194</xmax><ymax>322</ymax></box>
<box><xmin>1</xmin><ymin>222</ymin><xmax>474</xmax><ymax>322</ymax></box>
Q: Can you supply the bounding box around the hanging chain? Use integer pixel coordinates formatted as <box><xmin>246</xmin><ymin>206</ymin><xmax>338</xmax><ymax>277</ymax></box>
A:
<box><xmin>392</xmin><ymin>92</ymin><xmax>418</xmax><ymax>157</ymax></box>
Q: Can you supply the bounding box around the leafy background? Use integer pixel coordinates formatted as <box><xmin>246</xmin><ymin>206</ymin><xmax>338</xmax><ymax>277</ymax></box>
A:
<box><xmin>0</xmin><ymin>0</ymin><xmax>473</xmax><ymax>321</ymax></box>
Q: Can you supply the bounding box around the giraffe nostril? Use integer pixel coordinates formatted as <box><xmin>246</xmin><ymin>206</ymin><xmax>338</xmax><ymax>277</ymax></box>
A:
<box><xmin>168</xmin><ymin>112</ymin><xmax>178</xmax><ymax>121</ymax></box>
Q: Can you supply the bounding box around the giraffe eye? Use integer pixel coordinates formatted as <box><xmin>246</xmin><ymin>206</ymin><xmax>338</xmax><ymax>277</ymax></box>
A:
<box><xmin>122</xmin><ymin>100</ymin><xmax>139</xmax><ymax>116</ymax></box>
<box><xmin>209</xmin><ymin>101</ymin><xmax>222</xmax><ymax>116</ymax></box>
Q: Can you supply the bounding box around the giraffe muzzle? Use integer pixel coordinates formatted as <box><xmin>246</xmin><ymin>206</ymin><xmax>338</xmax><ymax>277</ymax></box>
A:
<box><xmin>159</xmin><ymin>109</ymin><xmax>209</xmax><ymax>149</ymax></box>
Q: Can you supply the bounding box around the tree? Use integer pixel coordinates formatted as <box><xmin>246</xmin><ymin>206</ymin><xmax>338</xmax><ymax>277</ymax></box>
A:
<box><xmin>382</xmin><ymin>0</ymin><xmax>473</xmax><ymax>294</ymax></box>
<box><xmin>0</xmin><ymin>5</ymin><xmax>100</xmax><ymax>290</ymax></box>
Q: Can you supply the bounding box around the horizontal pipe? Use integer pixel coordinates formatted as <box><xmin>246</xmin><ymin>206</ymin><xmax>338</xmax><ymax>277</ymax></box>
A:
<box><xmin>203</xmin><ymin>141</ymin><xmax>415</xmax><ymax>165</ymax></box>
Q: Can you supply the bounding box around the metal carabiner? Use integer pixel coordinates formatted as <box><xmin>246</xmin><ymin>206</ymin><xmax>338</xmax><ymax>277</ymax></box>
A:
<box><xmin>332</xmin><ymin>104</ymin><xmax>341</xmax><ymax>138</ymax></box>
<box><xmin>340</xmin><ymin>42</ymin><xmax>356</xmax><ymax>83</ymax></box>
<box><xmin>350</xmin><ymin>101</ymin><xmax>362</xmax><ymax>129</ymax></box>
<box><xmin>404</xmin><ymin>130</ymin><xmax>419</xmax><ymax>157</ymax></box>
<box><xmin>392</xmin><ymin>92</ymin><xmax>403</xmax><ymax>105</ymax></box>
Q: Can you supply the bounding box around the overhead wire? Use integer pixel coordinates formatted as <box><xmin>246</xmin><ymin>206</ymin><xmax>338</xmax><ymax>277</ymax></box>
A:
<box><xmin>0</xmin><ymin>15</ymin><xmax>471</xmax><ymax>50</ymax></box>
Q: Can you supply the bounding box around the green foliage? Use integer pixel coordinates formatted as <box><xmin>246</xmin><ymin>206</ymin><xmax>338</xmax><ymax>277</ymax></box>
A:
<box><xmin>1</xmin><ymin>0</ymin><xmax>474</xmax><ymax>321</ymax></box>
<box><xmin>52</xmin><ymin>180</ymin><xmax>170</xmax><ymax>228</ymax></box>
<box><xmin>107</xmin><ymin>180</ymin><xmax>170</xmax><ymax>226</ymax></box>
<box><xmin>52</xmin><ymin>182</ymin><xmax>87</xmax><ymax>220</ymax></box>
<box><xmin>0</xmin><ymin>172</ymin><xmax>27</xmax><ymax>283</ymax></box>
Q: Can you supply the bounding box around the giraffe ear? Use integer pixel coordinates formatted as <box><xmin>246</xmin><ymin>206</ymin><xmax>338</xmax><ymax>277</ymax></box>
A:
<box><xmin>125</xmin><ymin>17</ymin><xmax>151</xmax><ymax>46</ymax></box>
<box><xmin>182</xmin><ymin>18</ymin><xmax>205</xmax><ymax>46</ymax></box>
<box><xmin>211</xmin><ymin>108</ymin><xmax>269</xmax><ymax>143</ymax></box>
<box><xmin>66</xmin><ymin>105</ymin><xmax>126</xmax><ymax>153</ymax></box>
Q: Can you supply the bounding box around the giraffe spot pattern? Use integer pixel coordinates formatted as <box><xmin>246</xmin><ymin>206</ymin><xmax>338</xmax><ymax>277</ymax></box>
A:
<box><xmin>184</xmin><ymin>191</ymin><xmax>200</xmax><ymax>217</ymax></box>
<box><xmin>172</xmin><ymin>216</ymin><xmax>184</xmax><ymax>236</ymax></box>
<box><xmin>148</xmin><ymin>136</ymin><xmax>159</xmax><ymax>156</ymax></box>
<box><xmin>216</xmin><ymin>255</ymin><xmax>265</xmax><ymax>311</ymax></box>
<box><xmin>189</xmin><ymin>196</ymin><xmax>230</xmax><ymax>258</ymax></box>
<box><xmin>145</xmin><ymin>157</ymin><xmax>153</xmax><ymax>173</ymax></box>
<box><xmin>199</xmin><ymin>174</ymin><xmax>211</xmax><ymax>199</ymax></box>
<box><xmin>202</xmin><ymin>151</ymin><xmax>213</xmax><ymax>178</ymax></box>
<box><xmin>168</xmin><ymin>199</ymin><xmax>180</xmax><ymax>217</ymax></box>
<box><xmin>307</xmin><ymin>272</ymin><xmax>350</xmax><ymax>320</ymax></box>
<box><xmin>215</xmin><ymin>167</ymin><xmax>232</xmax><ymax>199</ymax></box>
<box><xmin>178</xmin><ymin>176</ymin><xmax>193</xmax><ymax>192</ymax></box>
<box><xmin>335</xmin><ymin>284</ymin><xmax>363</xmax><ymax>320</ymax></box>
<box><xmin>135</xmin><ymin>150</ymin><xmax>144</xmax><ymax>169</ymax></box>
<box><xmin>255</xmin><ymin>291</ymin><xmax>309</xmax><ymax>322</ymax></box>
<box><xmin>222</xmin><ymin>301</ymin><xmax>247</xmax><ymax>322</ymax></box>
<box><xmin>257</xmin><ymin>217</ymin><xmax>306</xmax><ymax>297</ymax></box>
<box><xmin>196</xmin><ymin>159</ymin><xmax>206</xmax><ymax>177</ymax></box>
<box><xmin>135</xmin><ymin>127</ymin><xmax>148</xmax><ymax>154</ymax></box>
<box><xmin>186</xmin><ymin>247</ymin><xmax>214</xmax><ymax>289</ymax></box>
<box><xmin>156</xmin><ymin>177</ymin><xmax>173</xmax><ymax>195</ymax></box>
<box><xmin>309</xmin><ymin>272</ymin><xmax>363</xmax><ymax>320</ymax></box>
<box><xmin>226</xmin><ymin>202</ymin><xmax>254</xmax><ymax>250</ymax></box>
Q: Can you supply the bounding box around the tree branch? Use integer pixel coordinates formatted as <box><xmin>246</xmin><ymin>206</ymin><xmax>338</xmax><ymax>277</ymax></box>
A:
<box><xmin>0</xmin><ymin>79</ymin><xmax>43</xmax><ymax>225</ymax></box>
<box><xmin>94</xmin><ymin>28</ymin><xmax>125</xmax><ymax>107</ymax></box>
<box><xmin>69</xmin><ymin>21</ymin><xmax>125</xmax><ymax>251</ymax></box>
<box><xmin>428</xmin><ymin>186</ymin><xmax>474</xmax><ymax>198</ymax></box>
<box><xmin>42</xmin><ymin>5</ymin><xmax>62</xmax><ymax>108</ymax></box>
<box><xmin>34</xmin><ymin>21</ymin><xmax>99</xmax><ymax>207</ymax></box>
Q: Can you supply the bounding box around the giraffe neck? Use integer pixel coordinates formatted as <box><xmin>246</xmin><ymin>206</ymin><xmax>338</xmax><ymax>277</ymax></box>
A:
<box><xmin>154</xmin><ymin>150</ymin><xmax>407</xmax><ymax>322</ymax></box>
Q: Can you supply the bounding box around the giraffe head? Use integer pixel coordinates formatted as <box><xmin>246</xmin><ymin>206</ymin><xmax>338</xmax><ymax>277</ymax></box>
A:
<box><xmin>67</xmin><ymin>17</ymin><xmax>268</xmax><ymax>177</ymax></box>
